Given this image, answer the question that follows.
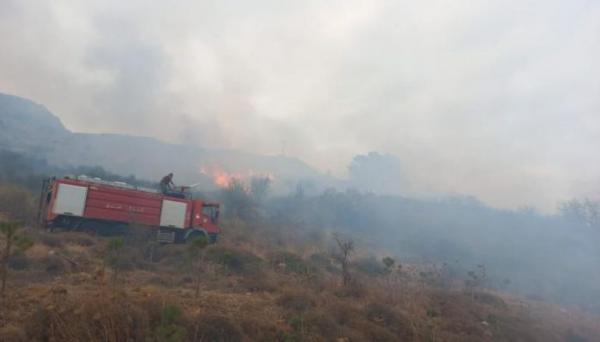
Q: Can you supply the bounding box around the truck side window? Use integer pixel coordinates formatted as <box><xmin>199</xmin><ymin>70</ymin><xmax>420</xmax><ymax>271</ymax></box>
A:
<box><xmin>202</xmin><ymin>206</ymin><xmax>219</xmax><ymax>223</ymax></box>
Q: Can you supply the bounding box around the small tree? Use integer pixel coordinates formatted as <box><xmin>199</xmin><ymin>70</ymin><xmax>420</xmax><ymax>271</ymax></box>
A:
<box><xmin>187</xmin><ymin>235</ymin><xmax>209</xmax><ymax>298</ymax></box>
<box><xmin>382</xmin><ymin>257</ymin><xmax>395</xmax><ymax>275</ymax></box>
<box><xmin>250</xmin><ymin>176</ymin><xmax>271</xmax><ymax>203</ymax></box>
<box><xmin>104</xmin><ymin>237</ymin><xmax>125</xmax><ymax>287</ymax></box>
<box><xmin>1</xmin><ymin>221</ymin><xmax>33</xmax><ymax>297</ymax></box>
<box><xmin>465</xmin><ymin>264</ymin><xmax>487</xmax><ymax>298</ymax></box>
<box><xmin>221</xmin><ymin>179</ymin><xmax>254</xmax><ymax>219</ymax></box>
<box><xmin>333</xmin><ymin>234</ymin><xmax>354</xmax><ymax>287</ymax></box>
<box><xmin>153</xmin><ymin>303</ymin><xmax>187</xmax><ymax>341</ymax></box>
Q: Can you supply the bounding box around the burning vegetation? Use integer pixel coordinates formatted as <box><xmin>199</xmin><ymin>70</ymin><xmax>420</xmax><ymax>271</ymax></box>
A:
<box><xmin>200</xmin><ymin>165</ymin><xmax>274</xmax><ymax>189</ymax></box>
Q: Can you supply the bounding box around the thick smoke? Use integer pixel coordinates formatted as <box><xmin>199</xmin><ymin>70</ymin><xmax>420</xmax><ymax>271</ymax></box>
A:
<box><xmin>1</xmin><ymin>0</ymin><xmax>600</xmax><ymax>211</ymax></box>
<box><xmin>348</xmin><ymin>152</ymin><xmax>405</xmax><ymax>195</ymax></box>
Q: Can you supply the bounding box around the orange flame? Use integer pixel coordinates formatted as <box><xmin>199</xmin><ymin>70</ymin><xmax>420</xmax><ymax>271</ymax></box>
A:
<box><xmin>213</xmin><ymin>171</ymin><xmax>231</xmax><ymax>188</ymax></box>
<box><xmin>200</xmin><ymin>165</ymin><xmax>273</xmax><ymax>188</ymax></box>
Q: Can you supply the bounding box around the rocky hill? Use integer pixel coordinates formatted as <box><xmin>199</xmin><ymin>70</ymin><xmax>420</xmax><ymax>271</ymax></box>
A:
<box><xmin>0</xmin><ymin>93</ymin><xmax>330</xmax><ymax>191</ymax></box>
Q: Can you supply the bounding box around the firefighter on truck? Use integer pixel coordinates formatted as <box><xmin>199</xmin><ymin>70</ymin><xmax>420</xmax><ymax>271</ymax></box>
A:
<box><xmin>160</xmin><ymin>173</ymin><xmax>188</xmax><ymax>199</ymax></box>
<box><xmin>160</xmin><ymin>173</ymin><xmax>175</xmax><ymax>194</ymax></box>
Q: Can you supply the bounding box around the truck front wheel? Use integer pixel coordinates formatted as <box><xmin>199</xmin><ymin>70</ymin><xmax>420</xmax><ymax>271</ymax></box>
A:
<box><xmin>185</xmin><ymin>229</ymin><xmax>207</xmax><ymax>243</ymax></box>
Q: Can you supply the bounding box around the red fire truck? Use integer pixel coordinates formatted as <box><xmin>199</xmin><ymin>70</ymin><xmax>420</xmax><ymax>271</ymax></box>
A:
<box><xmin>38</xmin><ymin>176</ymin><xmax>220</xmax><ymax>243</ymax></box>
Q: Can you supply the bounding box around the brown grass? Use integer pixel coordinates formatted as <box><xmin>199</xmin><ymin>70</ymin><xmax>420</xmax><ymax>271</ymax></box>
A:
<box><xmin>0</xmin><ymin>225</ymin><xmax>598</xmax><ymax>342</ymax></box>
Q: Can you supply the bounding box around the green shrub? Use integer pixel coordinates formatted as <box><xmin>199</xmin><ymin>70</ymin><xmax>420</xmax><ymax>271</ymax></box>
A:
<box><xmin>38</xmin><ymin>234</ymin><xmax>64</xmax><ymax>248</ymax></box>
<box><xmin>304</xmin><ymin>311</ymin><xmax>339</xmax><ymax>339</ymax></box>
<box><xmin>205</xmin><ymin>246</ymin><xmax>262</xmax><ymax>274</ymax></box>
<box><xmin>64</xmin><ymin>233</ymin><xmax>95</xmax><ymax>247</ymax></box>
<box><xmin>0</xmin><ymin>184</ymin><xmax>36</xmax><ymax>223</ymax></box>
<box><xmin>153</xmin><ymin>304</ymin><xmax>187</xmax><ymax>342</ymax></box>
<box><xmin>364</xmin><ymin>302</ymin><xmax>413</xmax><ymax>339</ymax></box>
<box><xmin>40</xmin><ymin>255</ymin><xmax>65</xmax><ymax>275</ymax></box>
<box><xmin>104</xmin><ymin>237</ymin><xmax>126</xmax><ymax>286</ymax></box>
<box><xmin>191</xmin><ymin>315</ymin><xmax>242</xmax><ymax>342</ymax></box>
<box><xmin>277</xmin><ymin>291</ymin><xmax>314</xmax><ymax>313</ymax></box>
<box><xmin>354</xmin><ymin>256</ymin><xmax>385</xmax><ymax>277</ymax></box>
<box><xmin>334</xmin><ymin>280</ymin><xmax>365</xmax><ymax>298</ymax></box>
<box><xmin>8</xmin><ymin>251</ymin><xmax>29</xmax><ymax>270</ymax></box>
<box><xmin>269</xmin><ymin>251</ymin><xmax>316</xmax><ymax>276</ymax></box>
<box><xmin>365</xmin><ymin>303</ymin><xmax>398</xmax><ymax>327</ymax></box>
<box><xmin>238</xmin><ymin>271</ymin><xmax>276</xmax><ymax>292</ymax></box>
<box><xmin>309</xmin><ymin>253</ymin><xmax>337</xmax><ymax>273</ymax></box>
<box><xmin>1</xmin><ymin>221</ymin><xmax>33</xmax><ymax>296</ymax></box>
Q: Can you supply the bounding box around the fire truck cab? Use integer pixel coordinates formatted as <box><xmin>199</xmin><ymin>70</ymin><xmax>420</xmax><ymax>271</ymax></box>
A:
<box><xmin>38</xmin><ymin>176</ymin><xmax>220</xmax><ymax>243</ymax></box>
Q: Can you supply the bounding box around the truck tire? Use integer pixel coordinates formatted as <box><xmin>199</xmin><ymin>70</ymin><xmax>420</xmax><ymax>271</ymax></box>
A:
<box><xmin>185</xmin><ymin>229</ymin><xmax>207</xmax><ymax>243</ymax></box>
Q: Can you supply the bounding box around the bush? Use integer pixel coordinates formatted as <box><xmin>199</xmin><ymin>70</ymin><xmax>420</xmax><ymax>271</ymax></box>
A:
<box><xmin>148</xmin><ymin>275</ymin><xmax>174</xmax><ymax>287</ymax></box>
<box><xmin>38</xmin><ymin>234</ymin><xmax>64</xmax><ymax>248</ymax></box>
<box><xmin>364</xmin><ymin>302</ymin><xmax>413</xmax><ymax>339</ymax></box>
<box><xmin>239</xmin><ymin>318</ymin><xmax>283</xmax><ymax>341</ymax></box>
<box><xmin>309</xmin><ymin>252</ymin><xmax>337</xmax><ymax>273</ymax></box>
<box><xmin>0</xmin><ymin>183</ymin><xmax>36</xmax><ymax>223</ymax></box>
<box><xmin>64</xmin><ymin>233</ymin><xmax>95</xmax><ymax>247</ymax></box>
<box><xmin>304</xmin><ymin>311</ymin><xmax>339</xmax><ymax>340</ymax></box>
<box><xmin>327</xmin><ymin>302</ymin><xmax>356</xmax><ymax>326</ymax></box>
<box><xmin>277</xmin><ymin>290</ymin><xmax>315</xmax><ymax>313</ymax></box>
<box><xmin>238</xmin><ymin>272</ymin><xmax>276</xmax><ymax>292</ymax></box>
<box><xmin>269</xmin><ymin>251</ymin><xmax>316</xmax><ymax>275</ymax></box>
<box><xmin>155</xmin><ymin>244</ymin><xmax>190</xmax><ymax>269</ymax></box>
<box><xmin>473</xmin><ymin>291</ymin><xmax>507</xmax><ymax>308</ymax></box>
<box><xmin>365</xmin><ymin>303</ymin><xmax>398</xmax><ymax>327</ymax></box>
<box><xmin>26</xmin><ymin>306</ymin><xmax>50</xmax><ymax>341</ymax></box>
<box><xmin>153</xmin><ymin>304</ymin><xmax>187</xmax><ymax>342</ymax></box>
<box><xmin>191</xmin><ymin>315</ymin><xmax>243</xmax><ymax>342</ymax></box>
<box><xmin>352</xmin><ymin>321</ymin><xmax>398</xmax><ymax>342</ymax></box>
<box><xmin>40</xmin><ymin>255</ymin><xmax>65</xmax><ymax>275</ymax></box>
<box><xmin>354</xmin><ymin>256</ymin><xmax>385</xmax><ymax>277</ymax></box>
<box><xmin>0</xmin><ymin>324</ymin><xmax>27</xmax><ymax>342</ymax></box>
<box><xmin>8</xmin><ymin>251</ymin><xmax>29</xmax><ymax>270</ymax></box>
<box><xmin>205</xmin><ymin>246</ymin><xmax>263</xmax><ymax>275</ymax></box>
<box><xmin>334</xmin><ymin>280</ymin><xmax>366</xmax><ymax>298</ymax></box>
<box><xmin>26</xmin><ymin>294</ymin><xmax>150</xmax><ymax>341</ymax></box>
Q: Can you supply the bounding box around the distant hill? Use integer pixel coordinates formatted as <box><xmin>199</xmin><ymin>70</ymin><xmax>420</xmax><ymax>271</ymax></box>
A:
<box><xmin>0</xmin><ymin>93</ymin><xmax>332</xmax><ymax>192</ymax></box>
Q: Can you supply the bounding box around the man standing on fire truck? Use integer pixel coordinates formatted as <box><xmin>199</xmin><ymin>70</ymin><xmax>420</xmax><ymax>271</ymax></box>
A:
<box><xmin>160</xmin><ymin>173</ymin><xmax>175</xmax><ymax>194</ymax></box>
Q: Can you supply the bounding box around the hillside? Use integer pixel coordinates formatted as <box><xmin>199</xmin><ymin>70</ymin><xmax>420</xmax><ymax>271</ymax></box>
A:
<box><xmin>2</xmin><ymin>92</ymin><xmax>600</xmax><ymax>341</ymax></box>
<box><xmin>1</xmin><ymin>222</ymin><xmax>599</xmax><ymax>342</ymax></box>
<box><xmin>0</xmin><ymin>93</ymin><xmax>331</xmax><ymax>192</ymax></box>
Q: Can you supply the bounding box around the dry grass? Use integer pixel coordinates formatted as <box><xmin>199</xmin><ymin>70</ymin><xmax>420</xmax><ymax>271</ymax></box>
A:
<box><xmin>0</xmin><ymin>225</ymin><xmax>599</xmax><ymax>342</ymax></box>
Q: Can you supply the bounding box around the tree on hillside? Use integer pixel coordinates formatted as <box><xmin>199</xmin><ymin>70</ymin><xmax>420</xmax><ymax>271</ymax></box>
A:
<box><xmin>348</xmin><ymin>151</ymin><xmax>404</xmax><ymax>195</ymax></box>
<box><xmin>1</xmin><ymin>221</ymin><xmax>33</xmax><ymax>297</ymax></box>
<box><xmin>382</xmin><ymin>256</ymin><xmax>395</xmax><ymax>275</ymax></box>
<box><xmin>333</xmin><ymin>234</ymin><xmax>354</xmax><ymax>287</ymax></box>
<box><xmin>250</xmin><ymin>176</ymin><xmax>271</xmax><ymax>203</ymax></box>
<box><xmin>222</xmin><ymin>177</ymin><xmax>271</xmax><ymax>220</ymax></box>
<box><xmin>559</xmin><ymin>198</ymin><xmax>600</xmax><ymax>228</ymax></box>
<box><xmin>221</xmin><ymin>179</ymin><xmax>253</xmax><ymax>219</ymax></box>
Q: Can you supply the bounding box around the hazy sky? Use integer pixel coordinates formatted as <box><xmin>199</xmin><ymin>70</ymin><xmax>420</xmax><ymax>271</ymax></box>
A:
<box><xmin>1</xmin><ymin>0</ymin><xmax>599</xmax><ymax>211</ymax></box>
